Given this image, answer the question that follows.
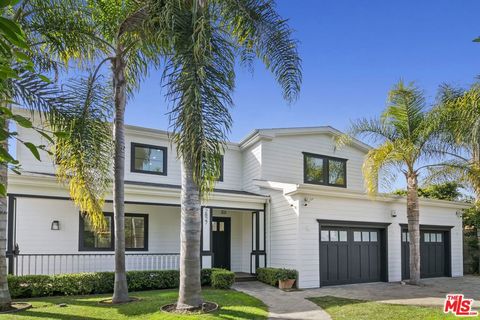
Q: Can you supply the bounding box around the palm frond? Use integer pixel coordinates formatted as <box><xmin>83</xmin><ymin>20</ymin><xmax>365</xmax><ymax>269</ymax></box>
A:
<box><xmin>362</xmin><ymin>141</ymin><xmax>403</xmax><ymax>195</ymax></box>
<box><xmin>161</xmin><ymin>2</ymin><xmax>235</xmax><ymax>196</ymax></box>
<box><xmin>9</xmin><ymin>68</ymin><xmax>68</xmax><ymax>116</ymax></box>
<box><xmin>218</xmin><ymin>0</ymin><xmax>302</xmax><ymax>103</ymax></box>
<box><xmin>21</xmin><ymin>0</ymin><xmax>103</xmax><ymax>67</ymax></box>
<box><xmin>382</xmin><ymin>80</ymin><xmax>426</xmax><ymax>141</ymax></box>
<box><xmin>51</xmin><ymin>75</ymin><xmax>113</xmax><ymax>230</ymax></box>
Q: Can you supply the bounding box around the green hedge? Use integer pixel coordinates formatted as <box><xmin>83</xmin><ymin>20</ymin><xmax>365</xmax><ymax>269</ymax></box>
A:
<box><xmin>256</xmin><ymin>267</ymin><xmax>297</xmax><ymax>287</ymax></box>
<box><xmin>8</xmin><ymin>268</ymin><xmax>233</xmax><ymax>299</ymax></box>
<box><xmin>211</xmin><ymin>270</ymin><xmax>235</xmax><ymax>289</ymax></box>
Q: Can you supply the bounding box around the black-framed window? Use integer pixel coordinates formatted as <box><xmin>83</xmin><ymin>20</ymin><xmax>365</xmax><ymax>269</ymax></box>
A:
<box><xmin>131</xmin><ymin>143</ymin><xmax>167</xmax><ymax>175</ymax></box>
<box><xmin>79</xmin><ymin>213</ymin><xmax>114</xmax><ymax>251</ymax></box>
<box><xmin>218</xmin><ymin>155</ymin><xmax>224</xmax><ymax>182</ymax></box>
<box><xmin>79</xmin><ymin>213</ymin><xmax>148</xmax><ymax>251</ymax></box>
<box><xmin>201</xmin><ymin>154</ymin><xmax>224</xmax><ymax>182</ymax></box>
<box><xmin>303</xmin><ymin>152</ymin><xmax>347</xmax><ymax>187</ymax></box>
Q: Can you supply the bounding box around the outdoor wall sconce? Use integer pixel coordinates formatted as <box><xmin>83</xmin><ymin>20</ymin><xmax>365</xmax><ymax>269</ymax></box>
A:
<box><xmin>456</xmin><ymin>211</ymin><xmax>463</xmax><ymax>218</ymax></box>
<box><xmin>391</xmin><ymin>210</ymin><xmax>397</xmax><ymax>218</ymax></box>
<box><xmin>51</xmin><ymin>220</ymin><xmax>60</xmax><ymax>230</ymax></box>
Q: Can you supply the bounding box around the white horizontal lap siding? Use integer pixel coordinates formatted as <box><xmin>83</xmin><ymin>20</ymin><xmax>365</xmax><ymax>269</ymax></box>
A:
<box><xmin>296</xmin><ymin>195</ymin><xmax>464</xmax><ymax>288</ymax></box>
<box><xmin>268</xmin><ymin>191</ymin><xmax>299</xmax><ymax>271</ymax></box>
<box><xmin>242</xmin><ymin>143</ymin><xmax>262</xmax><ymax>192</ymax></box>
<box><xmin>16</xmin><ymin>198</ymin><xmax>80</xmax><ymax>254</ymax></box>
<box><xmin>16</xmin><ymin>123</ymin><xmax>244</xmax><ymax>191</ymax></box>
<box><xmin>390</xmin><ymin>202</ymin><xmax>464</xmax><ymax>278</ymax></box>
<box><xmin>16</xmin><ymin>126</ymin><xmax>55</xmax><ymax>174</ymax></box>
<box><xmin>260</xmin><ymin>135</ymin><xmax>366</xmax><ymax>191</ymax></box>
<box><xmin>127</xmin><ymin>133</ymin><xmax>243</xmax><ymax>189</ymax></box>
<box><xmin>125</xmin><ymin>134</ymin><xmax>179</xmax><ymax>185</ymax></box>
<box><xmin>15</xmin><ymin>199</ymin><xmax>183</xmax><ymax>255</ymax></box>
<box><xmin>298</xmin><ymin>195</ymin><xmax>392</xmax><ymax>288</ymax></box>
<box><xmin>216</xmin><ymin>150</ymin><xmax>243</xmax><ymax>190</ymax></box>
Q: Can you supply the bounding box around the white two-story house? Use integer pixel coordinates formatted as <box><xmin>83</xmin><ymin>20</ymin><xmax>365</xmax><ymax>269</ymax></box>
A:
<box><xmin>7</xmin><ymin>120</ymin><xmax>465</xmax><ymax>288</ymax></box>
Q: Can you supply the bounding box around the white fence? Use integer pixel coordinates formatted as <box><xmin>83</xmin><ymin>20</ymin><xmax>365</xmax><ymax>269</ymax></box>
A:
<box><xmin>13</xmin><ymin>253</ymin><xmax>180</xmax><ymax>276</ymax></box>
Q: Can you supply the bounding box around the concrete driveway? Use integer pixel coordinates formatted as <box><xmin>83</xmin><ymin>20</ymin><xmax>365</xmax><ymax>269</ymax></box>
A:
<box><xmin>234</xmin><ymin>276</ymin><xmax>480</xmax><ymax>319</ymax></box>
<box><xmin>303</xmin><ymin>275</ymin><xmax>480</xmax><ymax>307</ymax></box>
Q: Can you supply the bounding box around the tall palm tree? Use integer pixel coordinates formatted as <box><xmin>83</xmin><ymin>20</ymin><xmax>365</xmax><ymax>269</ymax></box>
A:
<box><xmin>428</xmin><ymin>83</ymin><xmax>480</xmax><ymax>273</ymax></box>
<box><xmin>341</xmin><ymin>81</ymin><xmax>446</xmax><ymax>285</ymax></box>
<box><xmin>0</xmin><ymin>0</ymin><xmax>108</xmax><ymax>309</ymax></box>
<box><xmin>152</xmin><ymin>0</ymin><xmax>301</xmax><ymax>309</ymax></box>
<box><xmin>427</xmin><ymin>83</ymin><xmax>480</xmax><ymax>202</ymax></box>
<box><xmin>8</xmin><ymin>0</ymin><xmax>151</xmax><ymax>303</ymax></box>
<box><xmin>43</xmin><ymin>0</ymin><xmax>161</xmax><ymax>303</ymax></box>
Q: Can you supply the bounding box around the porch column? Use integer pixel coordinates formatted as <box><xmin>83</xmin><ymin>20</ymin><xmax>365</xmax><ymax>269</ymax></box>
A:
<box><xmin>6</xmin><ymin>195</ymin><xmax>15</xmax><ymax>274</ymax></box>
<box><xmin>251</xmin><ymin>210</ymin><xmax>266</xmax><ymax>274</ymax></box>
<box><xmin>200</xmin><ymin>207</ymin><xmax>212</xmax><ymax>268</ymax></box>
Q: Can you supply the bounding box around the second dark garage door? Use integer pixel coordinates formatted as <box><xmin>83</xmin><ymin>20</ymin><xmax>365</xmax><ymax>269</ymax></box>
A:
<box><xmin>401</xmin><ymin>228</ymin><xmax>450</xmax><ymax>279</ymax></box>
<box><xmin>319</xmin><ymin>222</ymin><xmax>388</xmax><ymax>286</ymax></box>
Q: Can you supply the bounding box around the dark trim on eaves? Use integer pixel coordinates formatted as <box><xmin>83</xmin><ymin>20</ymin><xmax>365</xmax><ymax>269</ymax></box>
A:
<box><xmin>399</xmin><ymin>223</ymin><xmax>454</xmax><ymax>230</ymax></box>
<box><xmin>317</xmin><ymin>219</ymin><xmax>391</xmax><ymax>228</ymax></box>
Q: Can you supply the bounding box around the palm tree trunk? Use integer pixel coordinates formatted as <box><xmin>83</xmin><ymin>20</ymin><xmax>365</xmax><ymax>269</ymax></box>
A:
<box><xmin>406</xmin><ymin>172</ymin><xmax>421</xmax><ymax>285</ymax></box>
<box><xmin>0</xmin><ymin>117</ymin><xmax>11</xmax><ymax>310</ymax></box>
<box><xmin>111</xmin><ymin>52</ymin><xmax>129</xmax><ymax>303</ymax></box>
<box><xmin>473</xmin><ymin>147</ymin><xmax>480</xmax><ymax>274</ymax></box>
<box><xmin>177</xmin><ymin>157</ymin><xmax>202</xmax><ymax>310</ymax></box>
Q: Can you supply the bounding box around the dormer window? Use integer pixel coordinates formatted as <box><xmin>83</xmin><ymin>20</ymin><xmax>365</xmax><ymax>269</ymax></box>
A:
<box><xmin>303</xmin><ymin>152</ymin><xmax>347</xmax><ymax>187</ymax></box>
<box><xmin>131</xmin><ymin>143</ymin><xmax>167</xmax><ymax>175</ymax></box>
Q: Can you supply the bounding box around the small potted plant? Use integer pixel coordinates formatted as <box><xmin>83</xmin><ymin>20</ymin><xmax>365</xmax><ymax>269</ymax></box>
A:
<box><xmin>277</xmin><ymin>269</ymin><xmax>296</xmax><ymax>290</ymax></box>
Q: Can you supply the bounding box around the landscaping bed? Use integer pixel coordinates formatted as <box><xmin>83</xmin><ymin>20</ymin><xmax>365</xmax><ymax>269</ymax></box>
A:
<box><xmin>8</xmin><ymin>268</ymin><xmax>232</xmax><ymax>298</ymax></box>
<box><xmin>308</xmin><ymin>296</ymin><xmax>462</xmax><ymax>320</ymax></box>
<box><xmin>0</xmin><ymin>288</ymin><xmax>267</xmax><ymax>319</ymax></box>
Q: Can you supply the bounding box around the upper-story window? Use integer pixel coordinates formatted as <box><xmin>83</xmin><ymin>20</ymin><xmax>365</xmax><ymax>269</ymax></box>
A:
<box><xmin>218</xmin><ymin>155</ymin><xmax>224</xmax><ymax>182</ymax></box>
<box><xmin>131</xmin><ymin>143</ymin><xmax>167</xmax><ymax>175</ymax></box>
<box><xmin>303</xmin><ymin>152</ymin><xmax>347</xmax><ymax>187</ymax></box>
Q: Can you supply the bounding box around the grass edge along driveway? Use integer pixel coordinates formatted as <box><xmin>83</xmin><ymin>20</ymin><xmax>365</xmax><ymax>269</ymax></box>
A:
<box><xmin>308</xmin><ymin>296</ymin><xmax>478</xmax><ymax>320</ymax></box>
<box><xmin>0</xmin><ymin>288</ymin><xmax>268</xmax><ymax>320</ymax></box>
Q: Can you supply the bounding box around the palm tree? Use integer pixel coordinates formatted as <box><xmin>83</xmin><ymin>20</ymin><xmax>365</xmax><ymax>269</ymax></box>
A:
<box><xmin>341</xmin><ymin>81</ymin><xmax>447</xmax><ymax>285</ymax></box>
<box><xmin>427</xmin><ymin>83</ymin><xmax>480</xmax><ymax>202</ymax></box>
<box><xmin>428</xmin><ymin>83</ymin><xmax>480</xmax><ymax>273</ymax></box>
<box><xmin>152</xmin><ymin>0</ymin><xmax>301</xmax><ymax>309</ymax></box>
<box><xmin>6</xmin><ymin>0</ymin><xmax>135</xmax><ymax>303</ymax></box>
<box><xmin>40</xmin><ymin>0</ymin><xmax>161</xmax><ymax>303</ymax></box>
<box><xmin>0</xmin><ymin>0</ymin><xmax>108</xmax><ymax>309</ymax></box>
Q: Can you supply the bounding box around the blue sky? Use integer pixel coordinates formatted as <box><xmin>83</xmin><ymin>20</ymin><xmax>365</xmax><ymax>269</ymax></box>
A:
<box><xmin>127</xmin><ymin>0</ymin><xmax>480</xmax><ymax>144</ymax></box>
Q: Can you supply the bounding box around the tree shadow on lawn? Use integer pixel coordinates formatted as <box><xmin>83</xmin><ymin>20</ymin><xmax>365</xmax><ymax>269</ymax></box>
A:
<box><xmin>307</xmin><ymin>296</ymin><xmax>368</xmax><ymax>309</ymax></box>
<box><xmin>15</xmin><ymin>288</ymin><xmax>268</xmax><ymax>319</ymax></box>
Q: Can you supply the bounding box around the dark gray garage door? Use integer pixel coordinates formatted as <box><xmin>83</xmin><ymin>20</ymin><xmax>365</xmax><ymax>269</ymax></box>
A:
<box><xmin>319</xmin><ymin>225</ymin><xmax>387</xmax><ymax>286</ymax></box>
<box><xmin>401</xmin><ymin>228</ymin><xmax>450</xmax><ymax>279</ymax></box>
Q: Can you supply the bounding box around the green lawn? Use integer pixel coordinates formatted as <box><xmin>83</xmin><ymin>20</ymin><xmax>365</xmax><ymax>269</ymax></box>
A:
<box><xmin>308</xmin><ymin>296</ymin><xmax>479</xmax><ymax>320</ymax></box>
<box><xmin>0</xmin><ymin>288</ymin><xmax>268</xmax><ymax>320</ymax></box>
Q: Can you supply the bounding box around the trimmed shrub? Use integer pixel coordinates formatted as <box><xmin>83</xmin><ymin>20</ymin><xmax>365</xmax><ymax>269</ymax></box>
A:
<box><xmin>256</xmin><ymin>267</ymin><xmax>298</xmax><ymax>287</ymax></box>
<box><xmin>211</xmin><ymin>269</ymin><xmax>235</xmax><ymax>289</ymax></box>
<box><xmin>7</xmin><ymin>268</ymin><xmax>230</xmax><ymax>298</ymax></box>
<box><xmin>201</xmin><ymin>268</ymin><xmax>224</xmax><ymax>286</ymax></box>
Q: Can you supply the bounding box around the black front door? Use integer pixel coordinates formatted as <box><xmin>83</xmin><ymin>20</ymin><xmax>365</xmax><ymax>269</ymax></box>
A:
<box><xmin>212</xmin><ymin>217</ymin><xmax>231</xmax><ymax>270</ymax></box>
<box><xmin>401</xmin><ymin>229</ymin><xmax>449</xmax><ymax>279</ymax></box>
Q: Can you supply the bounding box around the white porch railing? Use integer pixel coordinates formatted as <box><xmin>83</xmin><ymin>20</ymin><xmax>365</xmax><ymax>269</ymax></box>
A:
<box><xmin>13</xmin><ymin>253</ymin><xmax>180</xmax><ymax>276</ymax></box>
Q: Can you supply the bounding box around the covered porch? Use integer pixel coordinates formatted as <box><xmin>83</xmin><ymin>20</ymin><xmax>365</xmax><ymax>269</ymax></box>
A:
<box><xmin>7</xmin><ymin>188</ymin><xmax>268</xmax><ymax>276</ymax></box>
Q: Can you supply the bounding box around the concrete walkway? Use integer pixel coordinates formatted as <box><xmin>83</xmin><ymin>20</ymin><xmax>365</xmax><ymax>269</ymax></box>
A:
<box><xmin>233</xmin><ymin>281</ymin><xmax>331</xmax><ymax>320</ymax></box>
